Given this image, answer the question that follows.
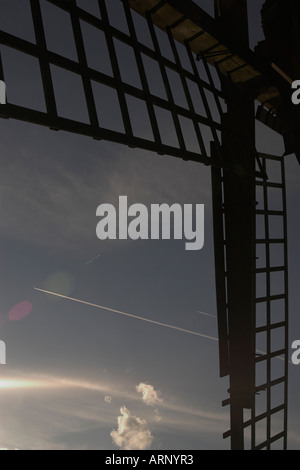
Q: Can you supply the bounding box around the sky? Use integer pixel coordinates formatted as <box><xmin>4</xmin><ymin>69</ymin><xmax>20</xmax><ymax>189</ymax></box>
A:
<box><xmin>0</xmin><ymin>0</ymin><xmax>299</xmax><ymax>451</ymax></box>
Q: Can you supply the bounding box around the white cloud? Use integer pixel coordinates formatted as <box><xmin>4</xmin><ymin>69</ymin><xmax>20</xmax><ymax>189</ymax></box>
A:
<box><xmin>111</xmin><ymin>406</ymin><xmax>153</xmax><ymax>450</ymax></box>
<box><xmin>136</xmin><ymin>382</ymin><xmax>162</xmax><ymax>407</ymax></box>
<box><xmin>0</xmin><ymin>123</ymin><xmax>212</xmax><ymax>255</ymax></box>
<box><xmin>0</xmin><ymin>370</ymin><xmax>231</xmax><ymax>450</ymax></box>
<box><xmin>154</xmin><ymin>409</ymin><xmax>162</xmax><ymax>423</ymax></box>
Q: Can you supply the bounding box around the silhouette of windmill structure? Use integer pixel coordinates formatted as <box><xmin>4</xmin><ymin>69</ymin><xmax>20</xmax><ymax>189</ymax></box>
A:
<box><xmin>0</xmin><ymin>0</ymin><xmax>298</xmax><ymax>450</ymax></box>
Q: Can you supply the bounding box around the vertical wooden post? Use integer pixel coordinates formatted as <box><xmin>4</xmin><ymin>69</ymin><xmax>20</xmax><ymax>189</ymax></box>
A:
<box><xmin>213</xmin><ymin>0</ymin><xmax>256</xmax><ymax>450</ymax></box>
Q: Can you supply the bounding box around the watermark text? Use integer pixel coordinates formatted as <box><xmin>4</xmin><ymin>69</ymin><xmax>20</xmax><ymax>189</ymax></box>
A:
<box><xmin>96</xmin><ymin>197</ymin><xmax>204</xmax><ymax>251</ymax></box>
<box><xmin>0</xmin><ymin>80</ymin><xmax>6</xmax><ymax>105</ymax></box>
<box><xmin>0</xmin><ymin>340</ymin><xmax>6</xmax><ymax>365</ymax></box>
<box><xmin>291</xmin><ymin>80</ymin><xmax>300</xmax><ymax>105</ymax></box>
<box><xmin>291</xmin><ymin>340</ymin><xmax>300</xmax><ymax>365</ymax></box>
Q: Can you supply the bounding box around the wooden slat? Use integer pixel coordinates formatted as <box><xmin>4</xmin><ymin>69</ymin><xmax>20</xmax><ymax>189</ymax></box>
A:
<box><xmin>129</xmin><ymin>0</ymin><xmax>281</xmax><ymax>110</ymax></box>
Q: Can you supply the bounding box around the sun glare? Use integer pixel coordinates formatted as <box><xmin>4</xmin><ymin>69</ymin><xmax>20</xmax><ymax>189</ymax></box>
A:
<box><xmin>0</xmin><ymin>379</ymin><xmax>47</xmax><ymax>390</ymax></box>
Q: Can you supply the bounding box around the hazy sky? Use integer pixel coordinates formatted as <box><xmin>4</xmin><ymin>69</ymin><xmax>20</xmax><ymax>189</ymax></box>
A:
<box><xmin>0</xmin><ymin>0</ymin><xmax>299</xmax><ymax>451</ymax></box>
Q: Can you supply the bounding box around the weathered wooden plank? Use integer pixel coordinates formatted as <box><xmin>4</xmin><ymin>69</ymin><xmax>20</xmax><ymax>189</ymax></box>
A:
<box><xmin>128</xmin><ymin>0</ymin><xmax>281</xmax><ymax>110</ymax></box>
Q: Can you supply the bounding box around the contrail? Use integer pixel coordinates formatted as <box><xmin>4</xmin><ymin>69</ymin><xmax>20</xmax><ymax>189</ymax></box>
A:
<box><xmin>33</xmin><ymin>288</ymin><xmax>292</xmax><ymax>364</ymax></box>
<box><xmin>197</xmin><ymin>310</ymin><xmax>216</xmax><ymax>318</ymax></box>
<box><xmin>34</xmin><ymin>288</ymin><xmax>218</xmax><ymax>342</ymax></box>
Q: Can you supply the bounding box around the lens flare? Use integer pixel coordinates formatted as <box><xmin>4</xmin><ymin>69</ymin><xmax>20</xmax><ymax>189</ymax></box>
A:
<box><xmin>8</xmin><ymin>301</ymin><xmax>32</xmax><ymax>322</ymax></box>
<box><xmin>43</xmin><ymin>272</ymin><xmax>74</xmax><ymax>300</ymax></box>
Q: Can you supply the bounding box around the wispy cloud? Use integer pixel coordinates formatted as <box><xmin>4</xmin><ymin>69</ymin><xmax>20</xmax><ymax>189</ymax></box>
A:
<box><xmin>111</xmin><ymin>406</ymin><xmax>153</xmax><ymax>450</ymax></box>
<box><xmin>0</xmin><ymin>370</ymin><xmax>229</xmax><ymax>450</ymax></box>
<box><xmin>0</xmin><ymin>126</ymin><xmax>212</xmax><ymax>256</ymax></box>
